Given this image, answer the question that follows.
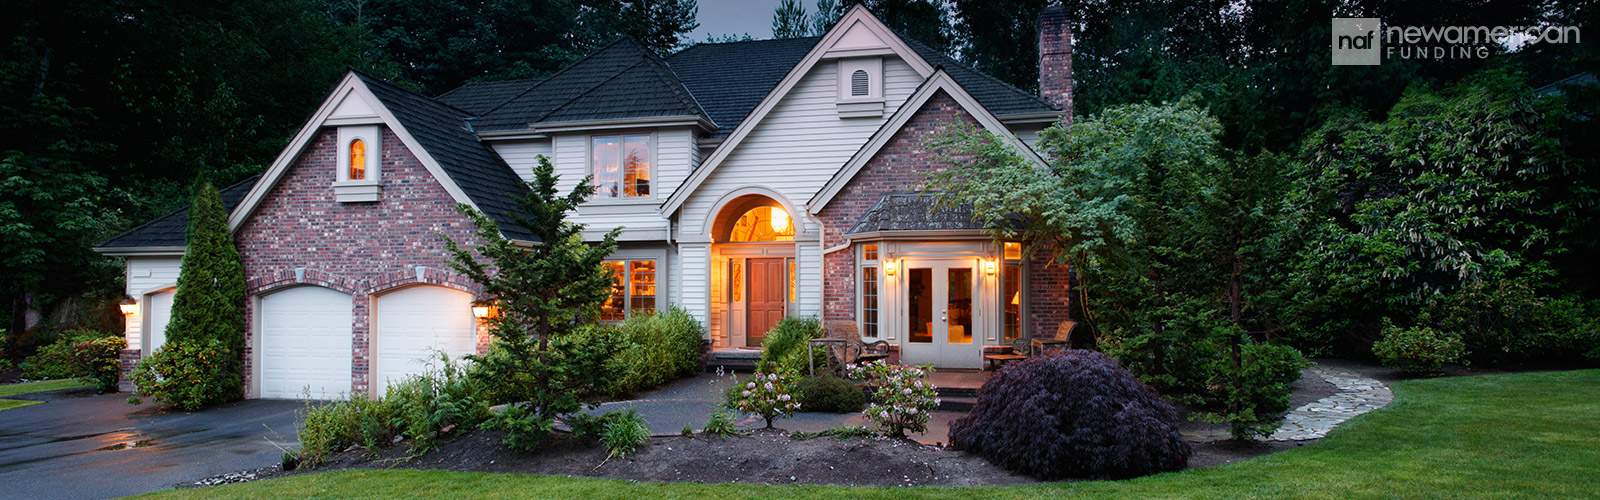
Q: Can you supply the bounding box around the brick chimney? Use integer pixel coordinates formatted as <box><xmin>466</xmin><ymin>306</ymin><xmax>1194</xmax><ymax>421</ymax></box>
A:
<box><xmin>1038</xmin><ymin>5</ymin><xmax>1073</xmax><ymax>122</ymax></box>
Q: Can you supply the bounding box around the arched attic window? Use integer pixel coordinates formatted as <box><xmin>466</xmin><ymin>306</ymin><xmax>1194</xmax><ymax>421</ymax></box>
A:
<box><xmin>851</xmin><ymin>70</ymin><xmax>870</xmax><ymax>96</ymax></box>
<box><xmin>349</xmin><ymin>139</ymin><xmax>367</xmax><ymax>180</ymax></box>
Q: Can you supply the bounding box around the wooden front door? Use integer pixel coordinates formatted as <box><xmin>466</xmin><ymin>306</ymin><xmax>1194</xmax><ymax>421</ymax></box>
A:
<box><xmin>746</xmin><ymin>258</ymin><xmax>786</xmax><ymax>346</ymax></box>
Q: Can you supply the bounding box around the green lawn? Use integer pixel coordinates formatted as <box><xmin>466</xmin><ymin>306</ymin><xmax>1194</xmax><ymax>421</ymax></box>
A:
<box><xmin>138</xmin><ymin>370</ymin><xmax>1600</xmax><ymax>499</ymax></box>
<box><xmin>0</xmin><ymin>378</ymin><xmax>90</xmax><ymax>397</ymax></box>
<box><xmin>0</xmin><ymin>398</ymin><xmax>43</xmax><ymax>411</ymax></box>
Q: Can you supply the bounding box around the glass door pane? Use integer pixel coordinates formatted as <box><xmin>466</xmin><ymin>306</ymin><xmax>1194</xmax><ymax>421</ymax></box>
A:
<box><xmin>907</xmin><ymin>267</ymin><xmax>932</xmax><ymax>343</ymax></box>
<box><xmin>947</xmin><ymin>268</ymin><xmax>972</xmax><ymax>344</ymax></box>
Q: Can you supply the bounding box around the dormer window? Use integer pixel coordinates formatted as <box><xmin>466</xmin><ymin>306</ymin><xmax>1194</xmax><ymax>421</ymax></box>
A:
<box><xmin>335</xmin><ymin>126</ymin><xmax>381</xmax><ymax>202</ymax></box>
<box><xmin>591</xmin><ymin>134</ymin><xmax>653</xmax><ymax>199</ymax></box>
<box><xmin>837</xmin><ymin>57</ymin><xmax>884</xmax><ymax>118</ymax></box>
<box><xmin>349</xmin><ymin>139</ymin><xmax>367</xmax><ymax>180</ymax></box>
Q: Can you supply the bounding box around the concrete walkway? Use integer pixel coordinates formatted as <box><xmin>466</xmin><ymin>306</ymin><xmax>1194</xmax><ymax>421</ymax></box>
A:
<box><xmin>1267</xmin><ymin>365</ymin><xmax>1394</xmax><ymax>441</ymax></box>
<box><xmin>590</xmin><ymin>371</ymin><xmax>963</xmax><ymax>445</ymax></box>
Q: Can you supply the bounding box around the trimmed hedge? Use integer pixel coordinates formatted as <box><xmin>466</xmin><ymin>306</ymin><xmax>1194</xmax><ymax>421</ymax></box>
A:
<box><xmin>608</xmin><ymin>306</ymin><xmax>705</xmax><ymax>395</ymax></box>
<box><xmin>795</xmin><ymin>375</ymin><xmax>865</xmax><ymax>413</ymax></box>
<box><xmin>949</xmin><ymin>350</ymin><xmax>1191</xmax><ymax>479</ymax></box>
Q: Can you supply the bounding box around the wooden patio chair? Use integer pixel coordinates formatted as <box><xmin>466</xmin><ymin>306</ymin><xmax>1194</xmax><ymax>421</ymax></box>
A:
<box><xmin>1032</xmin><ymin>320</ymin><xmax>1078</xmax><ymax>355</ymax></box>
<box><xmin>824</xmin><ymin>320</ymin><xmax>891</xmax><ymax>369</ymax></box>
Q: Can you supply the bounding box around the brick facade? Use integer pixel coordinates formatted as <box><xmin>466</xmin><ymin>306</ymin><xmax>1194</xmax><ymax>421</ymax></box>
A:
<box><xmin>815</xmin><ymin>91</ymin><xmax>1075</xmax><ymax>342</ymax></box>
<box><xmin>233</xmin><ymin>127</ymin><xmax>488</xmax><ymax>396</ymax></box>
<box><xmin>817</xmin><ymin>91</ymin><xmax>978</xmax><ymax>322</ymax></box>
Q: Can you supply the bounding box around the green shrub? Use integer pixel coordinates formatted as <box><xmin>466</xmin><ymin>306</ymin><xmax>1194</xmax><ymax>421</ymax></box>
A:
<box><xmin>484</xmin><ymin>404</ymin><xmax>554</xmax><ymax>452</ymax></box>
<box><xmin>127</xmin><ymin>338</ymin><xmax>241</xmax><ymax>409</ymax></box>
<box><xmin>849</xmin><ymin>361</ymin><xmax>938</xmax><ymax>437</ymax></box>
<box><xmin>1374</xmin><ymin>322</ymin><xmax>1467</xmax><ymax>375</ymax></box>
<box><xmin>795</xmin><ymin>375</ymin><xmax>865</xmax><ymax>413</ymax></box>
<box><xmin>609</xmin><ymin>306</ymin><xmax>705</xmax><ymax>395</ymax></box>
<box><xmin>757</xmin><ymin>317</ymin><xmax>826</xmax><ymax>374</ymax></box>
<box><xmin>1432</xmin><ymin>279</ymin><xmax>1599</xmax><ymax>367</ymax></box>
<box><xmin>790</xmin><ymin>425</ymin><xmax>873</xmax><ymax>440</ymax></box>
<box><xmin>295</xmin><ymin>395</ymin><xmax>395</xmax><ymax>466</ymax></box>
<box><xmin>1204</xmin><ymin>342</ymin><xmax>1312</xmax><ymax>439</ymax></box>
<box><xmin>380</xmin><ymin>354</ymin><xmax>489</xmax><ymax>453</ymax></box>
<box><xmin>566</xmin><ymin>408</ymin><xmax>651</xmax><ymax>457</ymax></box>
<box><xmin>703</xmin><ymin>407</ymin><xmax>739</xmax><ymax>437</ymax></box>
<box><xmin>21</xmin><ymin>328</ymin><xmax>122</xmax><ymax>389</ymax></box>
<box><xmin>729</xmin><ymin>370</ymin><xmax>802</xmax><ymax>428</ymax></box>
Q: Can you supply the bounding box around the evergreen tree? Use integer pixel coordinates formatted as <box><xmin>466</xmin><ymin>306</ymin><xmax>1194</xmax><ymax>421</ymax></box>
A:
<box><xmin>165</xmin><ymin>177</ymin><xmax>245</xmax><ymax>352</ymax></box>
<box><xmin>810</xmin><ymin>0</ymin><xmax>841</xmax><ymax>35</ymax></box>
<box><xmin>773</xmin><ymin>0</ymin><xmax>812</xmax><ymax>38</ymax></box>
<box><xmin>443</xmin><ymin>155</ymin><xmax>623</xmax><ymax>448</ymax></box>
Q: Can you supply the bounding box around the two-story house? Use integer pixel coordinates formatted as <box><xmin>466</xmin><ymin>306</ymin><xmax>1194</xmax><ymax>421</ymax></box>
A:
<box><xmin>95</xmin><ymin>5</ymin><xmax>1076</xmax><ymax>399</ymax></box>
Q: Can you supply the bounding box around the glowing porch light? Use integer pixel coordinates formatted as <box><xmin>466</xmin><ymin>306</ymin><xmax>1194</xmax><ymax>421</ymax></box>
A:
<box><xmin>118</xmin><ymin>296</ymin><xmax>138</xmax><ymax>316</ymax></box>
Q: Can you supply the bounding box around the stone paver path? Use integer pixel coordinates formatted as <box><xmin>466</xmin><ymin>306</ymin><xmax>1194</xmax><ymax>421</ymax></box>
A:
<box><xmin>1267</xmin><ymin>365</ymin><xmax>1393</xmax><ymax>441</ymax></box>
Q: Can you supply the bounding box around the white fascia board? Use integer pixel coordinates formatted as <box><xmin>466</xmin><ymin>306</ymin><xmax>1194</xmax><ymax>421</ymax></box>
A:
<box><xmin>92</xmin><ymin>246</ymin><xmax>186</xmax><ymax>257</ymax></box>
<box><xmin>227</xmin><ymin>73</ymin><xmax>483</xmax><ymax>232</ymax></box>
<box><xmin>657</xmin><ymin>4</ymin><xmax>937</xmax><ymax>217</ymax></box>
<box><xmin>806</xmin><ymin>70</ymin><xmax>1049</xmax><ymax>213</ymax></box>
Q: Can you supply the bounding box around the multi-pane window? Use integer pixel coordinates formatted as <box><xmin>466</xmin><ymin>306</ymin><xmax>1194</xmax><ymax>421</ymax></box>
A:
<box><xmin>592</xmin><ymin>135</ymin><xmax>651</xmax><ymax>198</ymax></box>
<box><xmin>860</xmin><ymin>244</ymin><xmax>879</xmax><ymax>338</ymax></box>
<box><xmin>601</xmin><ymin>260</ymin><xmax>656</xmax><ymax>321</ymax></box>
<box><xmin>1003</xmin><ymin>265</ymin><xmax>1021</xmax><ymax>341</ymax></box>
<box><xmin>787</xmin><ymin>259</ymin><xmax>796</xmax><ymax>303</ymax></box>
<box><xmin>728</xmin><ymin>206</ymin><xmax>794</xmax><ymax>242</ymax></box>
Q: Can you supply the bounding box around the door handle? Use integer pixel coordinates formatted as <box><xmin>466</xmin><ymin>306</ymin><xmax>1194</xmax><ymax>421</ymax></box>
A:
<box><xmin>941</xmin><ymin>310</ymin><xmax>947</xmax><ymax>322</ymax></box>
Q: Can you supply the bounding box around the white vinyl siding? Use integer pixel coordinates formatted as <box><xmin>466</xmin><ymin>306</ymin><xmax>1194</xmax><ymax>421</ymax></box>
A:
<box><xmin>490</xmin><ymin>140</ymin><xmax>553</xmax><ymax>182</ymax></box>
<box><xmin>122</xmin><ymin>256</ymin><xmax>183</xmax><ymax>354</ymax></box>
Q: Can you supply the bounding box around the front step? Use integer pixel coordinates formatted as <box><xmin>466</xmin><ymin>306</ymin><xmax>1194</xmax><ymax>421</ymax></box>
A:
<box><xmin>707</xmin><ymin>348</ymin><xmax>762</xmax><ymax>372</ymax></box>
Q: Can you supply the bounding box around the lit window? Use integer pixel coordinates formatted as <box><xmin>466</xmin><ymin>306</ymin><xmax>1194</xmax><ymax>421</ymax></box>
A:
<box><xmin>862</xmin><ymin>243</ymin><xmax>878</xmax><ymax>261</ymax></box>
<box><xmin>1004</xmin><ymin>241</ymin><xmax>1022</xmax><ymax>260</ymax></box>
<box><xmin>730</xmin><ymin>260</ymin><xmax>742</xmax><ymax>302</ymax></box>
<box><xmin>592</xmin><ymin>135</ymin><xmax>651</xmax><ymax>198</ymax></box>
<box><xmin>349</xmin><ymin>139</ymin><xmax>367</xmax><ymax>180</ymax></box>
<box><xmin>728</xmin><ymin>206</ymin><xmax>794</xmax><ymax>242</ymax></box>
<box><xmin>601</xmin><ymin>260</ymin><xmax>657</xmax><ymax>321</ymax></box>
<box><xmin>862</xmin><ymin>266</ymin><xmax>879</xmax><ymax>338</ymax></box>
<box><xmin>787</xmin><ymin>260</ymin><xmax>796</xmax><ymax>303</ymax></box>
<box><xmin>1004</xmin><ymin>265</ymin><xmax>1021</xmax><ymax>340</ymax></box>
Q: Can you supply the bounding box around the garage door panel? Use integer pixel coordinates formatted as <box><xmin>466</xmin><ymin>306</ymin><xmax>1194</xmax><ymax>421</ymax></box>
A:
<box><xmin>375</xmin><ymin>286</ymin><xmax>475</xmax><ymax>394</ymax></box>
<box><xmin>259</xmin><ymin>287</ymin><xmax>353</xmax><ymax>400</ymax></box>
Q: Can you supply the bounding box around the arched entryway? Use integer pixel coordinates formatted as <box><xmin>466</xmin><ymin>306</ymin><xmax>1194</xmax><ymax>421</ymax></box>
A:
<box><xmin>710</xmin><ymin>193</ymin><xmax>797</xmax><ymax>347</ymax></box>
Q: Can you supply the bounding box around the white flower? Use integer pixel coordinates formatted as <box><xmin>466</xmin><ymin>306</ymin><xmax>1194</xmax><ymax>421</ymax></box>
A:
<box><xmin>742</xmin><ymin>390</ymin><xmax>751</xmax><ymax>397</ymax></box>
<box><xmin>914</xmin><ymin>381</ymin><xmax>923</xmax><ymax>388</ymax></box>
<box><xmin>747</xmin><ymin>382</ymin><xmax>756</xmax><ymax>389</ymax></box>
<box><xmin>779</xmin><ymin>394</ymin><xmax>791</xmax><ymax>401</ymax></box>
<box><xmin>908</xmin><ymin>408</ymin><xmax>918</xmax><ymax>414</ymax></box>
<box><xmin>768</xmin><ymin>373</ymin><xmax>779</xmax><ymax>381</ymax></box>
<box><xmin>764</xmin><ymin>382</ymin><xmax>774</xmax><ymax>390</ymax></box>
<box><xmin>901</xmin><ymin>388</ymin><xmax>912</xmax><ymax>395</ymax></box>
<box><xmin>880</xmin><ymin>411</ymin><xmax>889</xmax><ymax>419</ymax></box>
<box><xmin>934</xmin><ymin>398</ymin><xmax>942</xmax><ymax>406</ymax></box>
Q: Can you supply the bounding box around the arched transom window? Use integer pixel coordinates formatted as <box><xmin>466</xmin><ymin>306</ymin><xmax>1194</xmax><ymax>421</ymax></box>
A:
<box><xmin>349</xmin><ymin>139</ymin><xmax>367</xmax><ymax>180</ymax></box>
<box><xmin>728</xmin><ymin>206</ymin><xmax>794</xmax><ymax>242</ymax></box>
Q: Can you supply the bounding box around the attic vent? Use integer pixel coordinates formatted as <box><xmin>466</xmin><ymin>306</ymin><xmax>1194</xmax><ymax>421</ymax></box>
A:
<box><xmin>850</xmin><ymin>70</ymin><xmax>870</xmax><ymax>96</ymax></box>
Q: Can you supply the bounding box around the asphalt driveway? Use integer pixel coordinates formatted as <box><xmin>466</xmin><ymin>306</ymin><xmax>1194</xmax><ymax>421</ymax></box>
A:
<box><xmin>0</xmin><ymin>388</ymin><xmax>300</xmax><ymax>499</ymax></box>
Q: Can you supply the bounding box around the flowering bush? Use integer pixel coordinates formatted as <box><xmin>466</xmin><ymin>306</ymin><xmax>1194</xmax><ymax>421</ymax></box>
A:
<box><xmin>729</xmin><ymin>370</ymin><xmax>801</xmax><ymax>428</ymax></box>
<box><xmin>848</xmin><ymin>361</ymin><xmax>938</xmax><ymax>437</ymax></box>
<box><xmin>127</xmin><ymin>338</ymin><xmax>241</xmax><ymax>410</ymax></box>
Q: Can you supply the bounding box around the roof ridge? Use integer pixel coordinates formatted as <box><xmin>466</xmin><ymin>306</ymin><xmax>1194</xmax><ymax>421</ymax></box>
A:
<box><xmin>435</xmin><ymin>77</ymin><xmax>544</xmax><ymax>101</ymax></box>
<box><xmin>899</xmin><ymin>37</ymin><xmax>1056</xmax><ymax>111</ymax></box>
<box><xmin>353</xmin><ymin>70</ymin><xmax>476</xmax><ymax>117</ymax></box>
<box><xmin>678</xmin><ymin>35</ymin><xmax>823</xmax><ymax>50</ymax></box>
<box><xmin>470</xmin><ymin>37</ymin><xmax>643</xmax><ymax>121</ymax></box>
<box><xmin>639</xmin><ymin>50</ymin><xmax>714</xmax><ymax>127</ymax></box>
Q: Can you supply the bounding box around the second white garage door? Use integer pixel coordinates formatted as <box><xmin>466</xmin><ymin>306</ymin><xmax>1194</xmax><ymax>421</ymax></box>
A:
<box><xmin>258</xmin><ymin>286</ymin><xmax>353</xmax><ymax>400</ymax></box>
<box><xmin>373</xmin><ymin>286</ymin><xmax>476</xmax><ymax>395</ymax></box>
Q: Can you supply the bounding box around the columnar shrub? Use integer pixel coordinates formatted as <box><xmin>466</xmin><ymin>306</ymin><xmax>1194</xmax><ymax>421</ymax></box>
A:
<box><xmin>1206</xmin><ymin>342</ymin><xmax>1311</xmax><ymax>439</ymax></box>
<box><xmin>1373</xmin><ymin>322</ymin><xmax>1467</xmax><ymax>375</ymax></box>
<box><xmin>729</xmin><ymin>371</ymin><xmax>801</xmax><ymax>428</ymax></box>
<box><xmin>758</xmin><ymin>317</ymin><xmax>827</xmax><ymax>374</ymax></box>
<box><xmin>948</xmin><ymin>350</ymin><xmax>1191</xmax><ymax>480</ymax></box>
<box><xmin>127</xmin><ymin>339</ymin><xmax>241</xmax><ymax>410</ymax></box>
<box><xmin>848</xmin><ymin>361</ymin><xmax>938</xmax><ymax>437</ymax></box>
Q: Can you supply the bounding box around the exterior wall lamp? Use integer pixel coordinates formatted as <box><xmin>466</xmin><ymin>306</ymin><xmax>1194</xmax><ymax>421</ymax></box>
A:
<box><xmin>985</xmin><ymin>260</ymin><xmax>997</xmax><ymax>275</ymax></box>
<box><xmin>472</xmin><ymin>300</ymin><xmax>497</xmax><ymax>320</ymax></box>
<box><xmin>118</xmin><ymin>296</ymin><xmax>138</xmax><ymax>316</ymax></box>
<box><xmin>883</xmin><ymin>260</ymin><xmax>896</xmax><ymax>276</ymax></box>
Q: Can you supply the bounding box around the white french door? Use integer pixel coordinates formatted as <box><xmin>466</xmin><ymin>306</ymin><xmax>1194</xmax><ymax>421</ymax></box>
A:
<box><xmin>898</xmin><ymin>260</ymin><xmax>982</xmax><ymax>369</ymax></box>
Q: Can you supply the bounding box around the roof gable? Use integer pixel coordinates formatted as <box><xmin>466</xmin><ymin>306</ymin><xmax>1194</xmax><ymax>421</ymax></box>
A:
<box><xmin>225</xmin><ymin>72</ymin><xmax>536</xmax><ymax>242</ymax></box>
<box><xmin>658</xmin><ymin>4</ymin><xmax>940</xmax><ymax>217</ymax></box>
<box><xmin>807</xmin><ymin>69</ymin><xmax>1048</xmax><ymax>213</ymax></box>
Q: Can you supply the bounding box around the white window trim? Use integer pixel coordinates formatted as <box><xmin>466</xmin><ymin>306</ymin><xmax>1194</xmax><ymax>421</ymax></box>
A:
<box><xmin>600</xmin><ymin>247</ymin><xmax>669</xmax><ymax>322</ymax></box>
<box><xmin>334</xmin><ymin>125</ymin><xmax>382</xmax><ymax>203</ymax></box>
<box><xmin>586</xmin><ymin>130</ymin><xmax>659</xmax><ymax>204</ymax></box>
<box><xmin>1002</xmin><ymin>257</ymin><xmax>1028</xmax><ymax>342</ymax></box>
<box><xmin>857</xmin><ymin>244</ymin><xmax>881</xmax><ymax>339</ymax></box>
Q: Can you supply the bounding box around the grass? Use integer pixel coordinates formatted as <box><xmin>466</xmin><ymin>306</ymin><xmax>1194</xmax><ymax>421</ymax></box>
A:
<box><xmin>0</xmin><ymin>399</ymin><xmax>43</xmax><ymax>411</ymax></box>
<box><xmin>137</xmin><ymin>369</ymin><xmax>1600</xmax><ymax>499</ymax></box>
<box><xmin>0</xmin><ymin>378</ymin><xmax>90</xmax><ymax>397</ymax></box>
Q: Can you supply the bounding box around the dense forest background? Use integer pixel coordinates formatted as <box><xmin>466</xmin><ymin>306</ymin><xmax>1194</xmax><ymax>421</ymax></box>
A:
<box><xmin>2</xmin><ymin>0</ymin><xmax>1596</xmax><ymax>357</ymax></box>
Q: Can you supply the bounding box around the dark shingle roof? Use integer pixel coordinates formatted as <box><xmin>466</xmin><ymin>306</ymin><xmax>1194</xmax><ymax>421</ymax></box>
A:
<box><xmin>665</xmin><ymin>37</ymin><xmax>822</xmax><ymax>138</ymax></box>
<box><xmin>902</xmin><ymin>38</ymin><xmax>1058</xmax><ymax>116</ymax></box>
<box><xmin>97</xmin><ymin>175</ymin><xmax>260</xmax><ymax>249</ymax></box>
<box><xmin>472</xmin><ymin>37</ymin><xmax>708</xmax><ymax>132</ymax></box>
<box><xmin>436</xmin><ymin>79</ymin><xmax>544</xmax><ymax>116</ymax></box>
<box><xmin>847</xmin><ymin>192</ymin><xmax>991</xmax><ymax>234</ymax></box>
<box><xmin>354</xmin><ymin>72</ymin><xmax>537</xmax><ymax>241</ymax></box>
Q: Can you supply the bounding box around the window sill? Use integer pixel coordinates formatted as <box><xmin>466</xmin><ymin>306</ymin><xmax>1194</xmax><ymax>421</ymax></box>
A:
<box><xmin>837</xmin><ymin>99</ymin><xmax>884</xmax><ymax>118</ymax></box>
<box><xmin>333</xmin><ymin>180</ymin><xmax>382</xmax><ymax>203</ymax></box>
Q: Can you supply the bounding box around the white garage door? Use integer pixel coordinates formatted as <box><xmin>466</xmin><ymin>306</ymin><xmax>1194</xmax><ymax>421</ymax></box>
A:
<box><xmin>259</xmin><ymin>286</ymin><xmax>353</xmax><ymax>400</ymax></box>
<box><xmin>144</xmin><ymin>289</ymin><xmax>175</xmax><ymax>354</ymax></box>
<box><xmin>373</xmin><ymin>286</ymin><xmax>475</xmax><ymax>395</ymax></box>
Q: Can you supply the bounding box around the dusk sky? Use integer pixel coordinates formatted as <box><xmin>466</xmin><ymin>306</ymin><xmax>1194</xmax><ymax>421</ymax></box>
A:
<box><xmin>688</xmin><ymin>0</ymin><xmax>789</xmax><ymax>42</ymax></box>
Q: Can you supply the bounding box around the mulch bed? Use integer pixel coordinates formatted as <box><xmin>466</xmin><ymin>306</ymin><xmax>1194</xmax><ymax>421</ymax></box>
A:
<box><xmin>186</xmin><ymin>365</ymin><xmax>1344</xmax><ymax>488</ymax></box>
